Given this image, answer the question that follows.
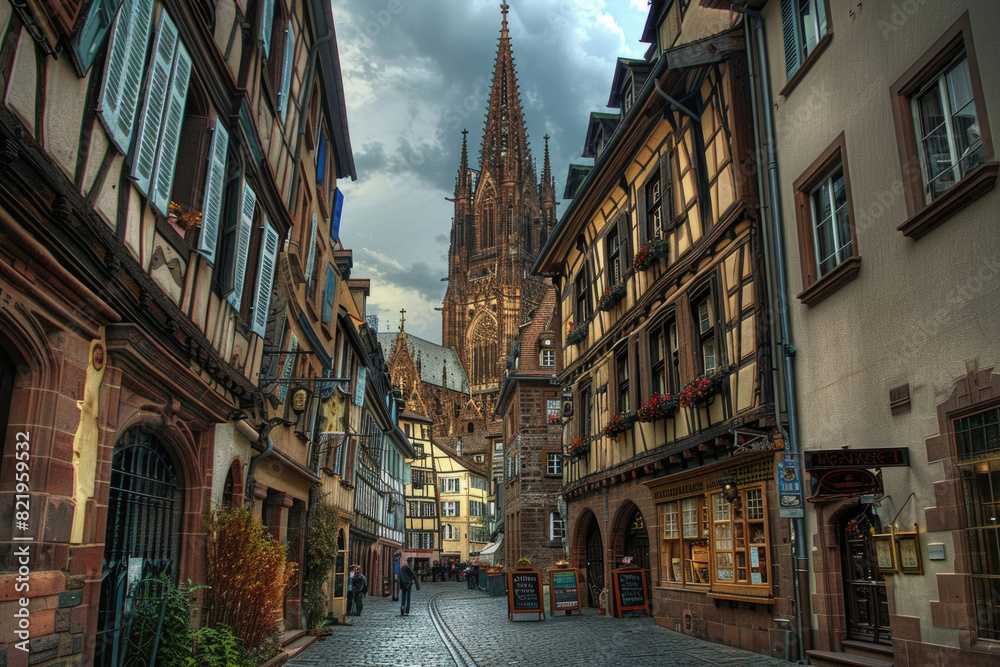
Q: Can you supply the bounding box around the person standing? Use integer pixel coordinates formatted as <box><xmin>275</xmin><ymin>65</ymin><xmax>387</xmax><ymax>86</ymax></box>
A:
<box><xmin>346</xmin><ymin>565</ymin><xmax>355</xmax><ymax>616</ymax></box>
<box><xmin>351</xmin><ymin>565</ymin><xmax>368</xmax><ymax>617</ymax></box>
<box><xmin>398</xmin><ymin>558</ymin><xmax>420</xmax><ymax>616</ymax></box>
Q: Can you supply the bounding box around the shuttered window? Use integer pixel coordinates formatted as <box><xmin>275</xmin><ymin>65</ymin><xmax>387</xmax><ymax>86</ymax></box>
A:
<box><xmin>260</xmin><ymin>0</ymin><xmax>276</xmax><ymax>58</ymax></box>
<box><xmin>278</xmin><ymin>30</ymin><xmax>294</xmax><ymax>122</ymax></box>
<box><xmin>71</xmin><ymin>0</ymin><xmax>123</xmax><ymax>75</ymax></box>
<box><xmin>129</xmin><ymin>9</ymin><xmax>192</xmax><ymax>216</ymax></box>
<box><xmin>229</xmin><ymin>183</ymin><xmax>256</xmax><ymax>312</ymax></box>
<box><xmin>198</xmin><ymin>122</ymin><xmax>230</xmax><ymax>264</ymax></box>
<box><xmin>97</xmin><ymin>0</ymin><xmax>154</xmax><ymax>153</ymax></box>
<box><xmin>780</xmin><ymin>0</ymin><xmax>828</xmax><ymax>77</ymax></box>
<box><xmin>304</xmin><ymin>212</ymin><xmax>317</xmax><ymax>288</ymax></box>
<box><xmin>252</xmin><ymin>221</ymin><xmax>280</xmax><ymax>338</ymax></box>
<box><xmin>322</xmin><ymin>265</ymin><xmax>336</xmax><ymax>327</ymax></box>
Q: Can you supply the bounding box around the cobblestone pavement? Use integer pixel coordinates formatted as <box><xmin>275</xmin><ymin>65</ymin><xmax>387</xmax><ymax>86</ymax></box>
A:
<box><xmin>287</xmin><ymin>582</ymin><xmax>793</xmax><ymax>667</ymax></box>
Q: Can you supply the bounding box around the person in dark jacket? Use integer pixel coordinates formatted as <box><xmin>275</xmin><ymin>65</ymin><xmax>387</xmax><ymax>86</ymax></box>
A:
<box><xmin>398</xmin><ymin>558</ymin><xmax>421</xmax><ymax>615</ymax></box>
<box><xmin>351</xmin><ymin>565</ymin><xmax>368</xmax><ymax>617</ymax></box>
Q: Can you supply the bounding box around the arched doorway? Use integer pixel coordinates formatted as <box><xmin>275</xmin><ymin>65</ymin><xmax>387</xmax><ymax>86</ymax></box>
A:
<box><xmin>95</xmin><ymin>427</ymin><xmax>181</xmax><ymax>666</ymax></box>
<box><xmin>840</xmin><ymin>504</ymin><xmax>890</xmax><ymax>644</ymax></box>
<box><xmin>585</xmin><ymin>515</ymin><xmax>604</xmax><ymax>608</ymax></box>
<box><xmin>623</xmin><ymin>508</ymin><xmax>651</xmax><ymax>597</ymax></box>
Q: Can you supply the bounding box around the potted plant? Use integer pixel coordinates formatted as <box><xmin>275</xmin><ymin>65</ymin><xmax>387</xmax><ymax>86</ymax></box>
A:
<box><xmin>598</xmin><ymin>282</ymin><xmax>627</xmax><ymax>311</ymax></box>
<box><xmin>632</xmin><ymin>238</ymin><xmax>669</xmax><ymax>271</ymax></box>
<box><xmin>603</xmin><ymin>412</ymin><xmax>637</xmax><ymax>439</ymax></box>
<box><xmin>566</xmin><ymin>322</ymin><xmax>588</xmax><ymax>345</ymax></box>
<box><xmin>568</xmin><ymin>437</ymin><xmax>590</xmax><ymax>458</ymax></box>
<box><xmin>515</xmin><ymin>556</ymin><xmax>532</xmax><ymax>568</ymax></box>
<box><xmin>636</xmin><ymin>392</ymin><xmax>679</xmax><ymax>422</ymax></box>
<box><xmin>678</xmin><ymin>373</ymin><xmax>725</xmax><ymax>408</ymax></box>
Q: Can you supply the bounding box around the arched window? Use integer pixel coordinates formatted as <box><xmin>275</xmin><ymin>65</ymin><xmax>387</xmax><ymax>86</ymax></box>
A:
<box><xmin>468</xmin><ymin>314</ymin><xmax>499</xmax><ymax>387</ymax></box>
<box><xmin>443</xmin><ymin>524</ymin><xmax>454</xmax><ymax>540</ymax></box>
<box><xmin>479</xmin><ymin>189</ymin><xmax>496</xmax><ymax>249</ymax></box>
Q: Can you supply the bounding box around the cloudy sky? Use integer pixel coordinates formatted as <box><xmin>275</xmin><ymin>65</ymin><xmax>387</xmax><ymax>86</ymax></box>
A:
<box><xmin>330</xmin><ymin>0</ymin><xmax>651</xmax><ymax>343</ymax></box>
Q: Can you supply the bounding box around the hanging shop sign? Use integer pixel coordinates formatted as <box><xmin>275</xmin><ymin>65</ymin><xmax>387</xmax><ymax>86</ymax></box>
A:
<box><xmin>776</xmin><ymin>459</ymin><xmax>804</xmax><ymax>518</ymax></box>
<box><xmin>804</xmin><ymin>447</ymin><xmax>909</xmax><ymax>469</ymax></box>
<box><xmin>809</xmin><ymin>468</ymin><xmax>883</xmax><ymax>499</ymax></box>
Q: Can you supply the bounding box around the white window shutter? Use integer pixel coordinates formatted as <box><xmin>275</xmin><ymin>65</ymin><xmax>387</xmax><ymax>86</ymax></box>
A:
<box><xmin>278</xmin><ymin>30</ymin><xmax>294</xmax><ymax>122</ymax></box>
<box><xmin>198</xmin><ymin>121</ymin><xmax>230</xmax><ymax>264</ymax></box>
<box><xmin>260</xmin><ymin>0</ymin><xmax>276</xmax><ymax>58</ymax></box>
<box><xmin>150</xmin><ymin>42</ymin><xmax>192</xmax><ymax>216</ymax></box>
<box><xmin>229</xmin><ymin>182</ymin><xmax>256</xmax><ymax>312</ymax></box>
<box><xmin>130</xmin><ymin>10</ymin><xmax>178</xmax><ymax>196</ymax></box>
<box><xmin>252</xmin><ymin>220</ymin><xmax>280</xmax><ymax>338</ymax></box>
<box><xmin>304</xmin><ymin>211</ymin><xmax>317</xmax><ymax>286</ymax></box>
<box><xmin>98</xmin><ymin>0</ymin><xmax>153</xmax><ymax>153</ymax></box>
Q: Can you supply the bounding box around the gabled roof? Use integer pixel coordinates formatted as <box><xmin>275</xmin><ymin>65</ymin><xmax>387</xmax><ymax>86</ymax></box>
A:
<box><xmin>563</xmin><ymin>163</ymin><xmax>593</xmax><ymax>200</ymax></box>
<box><xmin>377</xmin><ymin>331</ymin><xmax>469</xmax><ymax>393</ymax></box>
<box><xmin>607</xmin><ymin>58</ymin><xmax>653</xmax><ymax>109</ymax></box>
<box><xmin>582</xmin><ymin>111</ymin><xmax>621</xmax><ymax>159</ymax></box>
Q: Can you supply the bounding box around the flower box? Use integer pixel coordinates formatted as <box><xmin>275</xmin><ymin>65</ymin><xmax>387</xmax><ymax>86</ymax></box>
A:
<box><xmin>678</xmin><ymin>373</ymin><xmax>725</xmax><ymax>408</ymax></box>
<box><xmin>636</xmin><ymin>392</ymin><xmax>678</xmax><ymax>422</ymax></box>
<box><xmin>632</xmin><ymin>239</ymin><xmax>669</xmax><ymax>271</ymax></box>
<box><xmin>568</xmin><ymin>437</ymin><xmax>590</xmax><ymax>458</ymax></box>
<box><xmin>603</xmin><ymin>412</ymin><xmax>637</xmax><ymax>440</ymax></box>
<box><xmin>598</xmin><ymin>282</ymin><xmax>627</xmax><ymax>311</ymax></box>
<box><xmin>566</xmin><ymin>323</ymin><xmax>588</xmax><ymax>345</ymax></box>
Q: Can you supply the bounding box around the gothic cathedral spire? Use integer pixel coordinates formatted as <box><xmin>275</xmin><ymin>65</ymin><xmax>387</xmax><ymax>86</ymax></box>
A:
<box><xmin>442</xmin><ymin>3</ymin><xmax>553</xmax><ymax>411</ymax></box>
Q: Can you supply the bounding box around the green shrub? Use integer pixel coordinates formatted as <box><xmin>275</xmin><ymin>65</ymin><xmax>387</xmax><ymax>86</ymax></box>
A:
<box><xmin>193</xmin><ymin>625</ymin><xmax>252</xmax><ymax>667</ymax></box>
<box><xmin>127</xmin><ymin>577</ymin><xmax>204</xmax><ymax>667</ymax></box>
<box><xmin>303</xmin><ymin>502</ymin><xmax>341</xmax><ymax>629</ymax></box>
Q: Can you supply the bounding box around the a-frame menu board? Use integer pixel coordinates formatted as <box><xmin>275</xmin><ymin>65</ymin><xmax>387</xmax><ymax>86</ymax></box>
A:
<box><xmin>612</xmin><ymin>567</ymin><xmax>649</xmax><ymax>618</ymax></box>
<box><xmin>507</xmin><ymin>567</ymin><xmax>544</xmax><ymax>620</ymax></box>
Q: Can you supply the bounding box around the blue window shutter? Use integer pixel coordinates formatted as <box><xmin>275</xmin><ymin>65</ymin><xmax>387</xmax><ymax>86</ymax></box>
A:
<box><xmin>780</xmin><ymin>0</ymin><xmax>802</xmax><ymax>76</ymax></box>
<box><xmin>331</xmin><ymin>188</ymin><xmax>344</xmax><ymax>243</ymax></box>
<box><xmin>199</xmin><ymin>121</ymin><xmax>230</xmax><ymax>264</ymax></box>
<box><xmin>260</xmin><ymin>0</ymin><xmax>276</xmax><ymax>58</ymax></box>
<box><xmin>316</xmin><ymin>135</ymin><xmax>327</xmax><ymax>183</ymax></box>
<box><xmin>229</xmin><ymin>182</ymin><xmax>256</xmax><ymax>312</ymax></box>
<box><xmin>97</xmin><ymin>0</ymin><xmax>153</xmax><ymax>153</ymax></box>
<box><xmin>72</xmin><ymin>0</ymin><xmax>125</xmax><ymax>75</ymax></box>
<box><xmin>252</xmin><ymin>220</ymin><xmax>279</xmax><ymax>338</ymax></box>
<box><xmin>304</xmin><ymin>211</ymin><xmax>317</xmax><ymax>287</ymax></box>
<box><xmin>130</xmin><ymin>10</ymin><xmax>178</xmax><ymax>196</ymax></box>
<box><xmin>278</xmin><ymin>30</ymin><xmax>294</xmax><ymax>122</ymax></box>
<box><xmin>322</xmin><ymin>265</ymin><xmax>336</xmax><ymax>326</ymax></box>
<box><xmin>150</xmin><ymin>41</ymin><xmax>192</xmax><ymax>215</ymax></box>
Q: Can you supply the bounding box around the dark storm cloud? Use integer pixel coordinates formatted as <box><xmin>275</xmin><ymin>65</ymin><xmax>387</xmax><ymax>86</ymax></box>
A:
<box><xmin>355</xmin><ymin>248</ymin><xmax>447</xmax><ymax>304</ymax></box>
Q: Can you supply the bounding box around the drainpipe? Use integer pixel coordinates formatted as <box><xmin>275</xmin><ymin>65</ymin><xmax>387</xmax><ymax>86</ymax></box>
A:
<box><xmin>735</xmin><ymin>7</ymin><xmax>810</xmax><ymax>663</ymax></box>
<box><xmin>244</xmin><ymin>418</ymin><xmax>296</xmax><ymax>507</ymax></box>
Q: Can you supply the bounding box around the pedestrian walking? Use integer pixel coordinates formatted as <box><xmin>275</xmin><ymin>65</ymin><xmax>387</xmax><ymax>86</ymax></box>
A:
<box><xmin>398</xmin><ymin>557</ymin><xmax>420</xmax><ymax>615</ymax></box>
<box><xmin>346</xmin><ymin>565</ymin><xmax>356</xmax><ymax>615</ymax></box>
<box><xmin>351</xmin><ymin>565</ymin><xmax>368</xmax><ymax>617</ymax></box>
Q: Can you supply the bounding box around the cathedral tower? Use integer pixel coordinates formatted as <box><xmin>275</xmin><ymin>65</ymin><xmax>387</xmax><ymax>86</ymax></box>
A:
<box><xmin>442</xmin><ymin>2</ymin><xmax>557</xmax><ymax>407</ymax></box>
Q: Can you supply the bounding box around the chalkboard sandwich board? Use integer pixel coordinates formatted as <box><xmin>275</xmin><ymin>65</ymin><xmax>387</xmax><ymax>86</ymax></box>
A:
<box><xmin>507</xmin><ymin>567</ymin><xmax>544</xmax><ymax>621</ymax></box>
<box><xmin>549</xmin><ymin>567</ymin><xmax>582</xmax><ymax>615</ymax></box>
<box><xmin>612</xmin><ymin>567</ymin><xmax>649</xmax><ymax>618</ymax></box>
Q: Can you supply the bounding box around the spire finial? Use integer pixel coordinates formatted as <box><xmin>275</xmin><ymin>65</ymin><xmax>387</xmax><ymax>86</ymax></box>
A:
<box><xmin>501</xmin><ymin>2</ymin><xmax>509</xmax><ymax>36</ymax></box>
<box><xmin>400</xmin><ymin>308</ymin><xmax>406</xmax><ymax>331</ymax></box>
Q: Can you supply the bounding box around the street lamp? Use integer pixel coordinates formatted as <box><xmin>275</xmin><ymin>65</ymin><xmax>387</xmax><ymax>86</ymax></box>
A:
<box><xmin>719</xmin><ymin>473</ymin><xmax>739</xmax><ymax>503</ymax></box>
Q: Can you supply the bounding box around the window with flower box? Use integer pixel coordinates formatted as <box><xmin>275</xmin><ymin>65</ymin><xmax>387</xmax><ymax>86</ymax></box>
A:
<box><xmin>693</xmin><ymin>292</ymin><xmax>719</xmax><ymax>376</ymax></box>
<box><xmin>575</xmin><ymin>270</ymin><xmax>591</xmax><ymax>323</ymax></box>
<box><xmin>605</xmin><ymin>215</ymin><xmax>631</xmax><ymax>286</ymax></box>
<box><xmin>615</xmin><ymin>346</ymin><xmax>631</xmax><ymax>414</ymax></box>
<box><xmin>649</xmin><ymin>316</ymin><xmax>680</xmax><ymax>398</ymax></box>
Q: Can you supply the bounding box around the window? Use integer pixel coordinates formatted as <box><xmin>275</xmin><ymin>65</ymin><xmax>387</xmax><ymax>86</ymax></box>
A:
<box><xmin>441</xmin><ymin>478</ymin><xmax>460</xmax><ymax>493</ymax></box>
<box><xmin>470</xmin><ymin>477</ymin><xmax>487</xmax><ymax>491</ymax></box>
<box><xmin>546</xmin><ymin>398</ymin><xmax>561</xmax><ymax>424</ymax></box>
<box><xmin>606</xmin><ymin>218</ymin><xmax>624</xmax><ymax>286</ymax></box>
<box><xmin>889</xmin><ymin>15</ymin><xmax>995</xmax><ymax>240</ymax></box>
<box><xmin>470</xmin><ymin>500</ymin><xmax>485</xmax><ymax>517</ymax></box>
<box><xmin>421</xmin><ymin>502</ymin><xmax>436</xmax><ymax>517</ymax></box>
<box><xmin>579</xmin><ymin>385</ymin><xmax>593</xmax><ymax>440</ymax></box>
<box><xmin>658</xmin><ymin>496</ymin><xmax>709</xmax><ymax>584</ymax></box>
<box><xmin>645</xmin><ymin>170</ymin><xmax>663</xmax><ymax>241</ymax></box>
<box><xmin>413</xmin><ymin>444</ymin><xmax>423</xmax><ymax>458</ymax></box>
<box><xmin>615</xmin><ymin>346</ymin><xmax>630</xmax><ymax>413</ymax></box>
<box><xmin>546</xmin><ymin>452</ymin><xmax>563</xmax><ymax>476</ymax></box>
<box><xmin>507</xmin><ymin>451</ymin><xmax>519</xmax><ymax>479</ymax></box>
<box><xmin>549</xmin><ymin>511</ymin><xmax>565</xmax><ymax>541</ymax></box>
<box><xmin>649</xmin><ymin>317</ymin><xmax>680</xmax><ymax>398</ymax></box>
<box><xmin>442</xmin><ymin>524</ymin><xmax>455</xmax><ymax>540</ymax></box>
<box><xmin>574</xmin><ymin>270</ymin><xmax>590</xmax><ymax>324</ymax></box>
<box><xmin>711</xmin><ymin>488</ymin><xmax>769</xmax><ymax>588</ymax></box>
<box><xmin>693</xmin><ymin>295</ymin><xmax>718</xmax><ymax>376</ymax></box>
<box><xmin>780</xmin><ymin>0</ymin><xmax>828</xmax><ymax>78</ymax></box>
<box><xmin>955</xmin><ymin>407</ymin><xmax>1000</xmax><ymax>640</ymax></box>
<box><xmin>407</xmin><ymin>501</ymin><xmax>417</xmax><ymax>517</ymax></box>
<box><xmin>441</xmin><ymin>502</ymin><xmax>459</xmax><ymax>517</ymax></box>
<box><xmin>541</xmin><ymin>349</ymin><xmax>556</xmax><ymax>367</ymax></box>
<box><xmin>792</xmin><ymin>133</ymin><xmax>861</xmax><ymax>306</ymax></box>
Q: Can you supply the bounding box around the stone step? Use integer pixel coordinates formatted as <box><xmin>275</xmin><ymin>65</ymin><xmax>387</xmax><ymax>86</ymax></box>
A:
<box><xmin>806</xmin><ymin>649</ymin><xmax>894</xmax><ymax>667</ymax></box>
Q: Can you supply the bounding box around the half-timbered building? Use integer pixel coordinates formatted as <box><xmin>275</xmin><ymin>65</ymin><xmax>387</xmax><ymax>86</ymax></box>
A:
<box><xmin>534</xmin><ymin>1</ymin><xmax>795</xmax><ymax>658</ymax></box>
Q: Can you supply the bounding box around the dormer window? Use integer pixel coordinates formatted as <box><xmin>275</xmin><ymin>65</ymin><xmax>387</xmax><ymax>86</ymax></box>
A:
<box><xmin>621</xmin><ymin>75</ymin><xmax>634</xmax><ymax>114</ymax></box>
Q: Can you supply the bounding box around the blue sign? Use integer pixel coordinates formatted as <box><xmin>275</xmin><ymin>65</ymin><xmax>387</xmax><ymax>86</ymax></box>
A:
<box><xmin>331</xmin><ymin>188</ymin><xmax>344</xmax><ymax>243</ymax></box>
<box><xmin>354</xmin><ymin>366</ymin><xmax>366</xmax><ymax>407</ymax></box>
<box><xmin>777</xmin><ymin>459</ymin><xmax>804</xmax><ymax>518</ymax></box>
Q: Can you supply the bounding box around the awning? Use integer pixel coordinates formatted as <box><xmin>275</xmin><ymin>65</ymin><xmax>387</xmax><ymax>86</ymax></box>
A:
<box><xmin>477</xmin><ymin>535</ymin><xmax>503</xmax><ymax>565</ymax></box>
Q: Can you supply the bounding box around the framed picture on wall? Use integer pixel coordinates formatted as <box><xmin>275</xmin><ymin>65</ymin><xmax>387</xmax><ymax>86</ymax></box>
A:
<box><xmin>896</xmin><ymin>531</ymin><xmax>922</xmax><ymax>574</ymax></box>
<box><xmin>874</xmin><ymin>533</ymin><xmax>896</xmax><ymax>573</ymax></box>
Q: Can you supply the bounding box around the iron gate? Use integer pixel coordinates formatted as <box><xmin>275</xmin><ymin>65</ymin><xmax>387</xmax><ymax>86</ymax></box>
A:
<box><xmin>94</xmin><ymin>428</ymin><xmax>180</xmax><ymax>667</ymax></box>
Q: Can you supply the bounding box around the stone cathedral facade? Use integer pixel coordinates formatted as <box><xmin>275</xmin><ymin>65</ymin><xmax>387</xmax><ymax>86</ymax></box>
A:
<box><xmin>385</xmin><ymin>4</ymin><xmax>557</xmax><ymax>441</ymax></box>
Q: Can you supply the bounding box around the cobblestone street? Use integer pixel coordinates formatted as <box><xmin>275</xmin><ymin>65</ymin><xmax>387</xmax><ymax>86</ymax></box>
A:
<box><xmin>287</xmin><ymin>582</ymin><xmax>793</xmax><ymax>666</ymax></box>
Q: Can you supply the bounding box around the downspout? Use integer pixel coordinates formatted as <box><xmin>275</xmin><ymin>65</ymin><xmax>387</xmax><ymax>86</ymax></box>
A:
<box><xmin>244</xmin><ymin>434</ymin><xmax>275</xmax><ymax>507</ymax></box>
<box><xmin>735</xmin><ymin>7</ymin><xmax>810</xmax><ymax>663</ymax></box>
